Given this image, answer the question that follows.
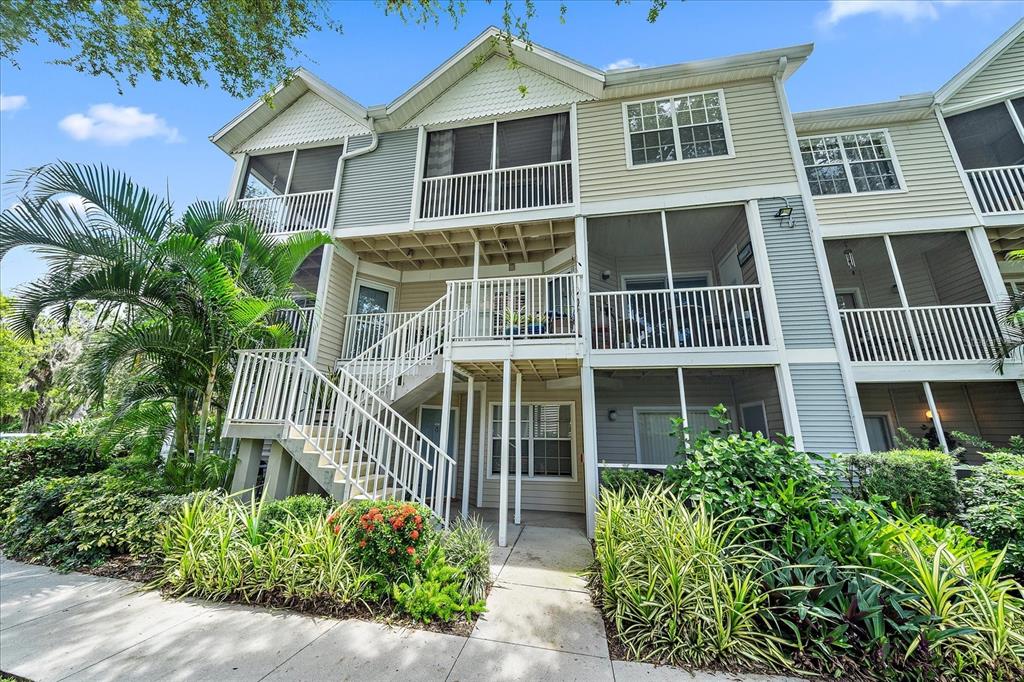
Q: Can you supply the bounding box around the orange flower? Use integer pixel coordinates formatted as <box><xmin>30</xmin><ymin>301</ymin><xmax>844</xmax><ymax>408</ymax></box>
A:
<box><xmin>406</xmin><ymin>546</ymin><xmax>415</xmax><ymax>555</ymax></box>
<box><xmin>358</xmin><ymin>539</ymin><xmax>366</xmax><ymax>548</ymax></box>
<box><xmin>410</xmin><ymin>529</ymin><xmax>419</xmax><ymax>540</ymax></box>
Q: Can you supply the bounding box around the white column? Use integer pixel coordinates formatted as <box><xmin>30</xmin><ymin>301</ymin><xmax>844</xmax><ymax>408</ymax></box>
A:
<box><xmin>676</xmin><ymin>367</ymin><xmax>689</xmax><ymax>450</ymax></box>
<box><xmin>514</xmin><ymin>370</ymin><xmax>523</xmax><ymax>526</ymax></box>
<box><xmin>498</xmin><ymin>358</ymin><xmax>512</xmax><ymax>547</ymax></box>
<box><xmin>967</xmin><ymin>226</ymin><xmax>1007</xmax><ymax>304</ymax></box>
<box><xmin>580</xmin><ymin>364</ymin><xmax>599</xmax><ymax>538</ymax></box>
<box><xmin>472</xmin><ymin>241</ymin><xmax>481</xmax><ymax>338</ymax></box>
<box><xmin>476</xmin><ymin>381</ymin><xmax>488</xmax><ymax>509</ymax></box>
<box><xmin>462</xmin><ymin>376</ymin><xmax>475</xmax><ymax>519</ymax></box>
<box><xmin>922</xmin><ymin>381</ymin><xmax>949</xmax><ymax>453</ymax></box>
<box><xmin>439</xmin><ymin>358</ymin><xmax>454</xmax><ymax>506</ymax></box>
<box><xmin>884</xmin><ymin>234</ymin><xmax>925</xmax><ymax>362</ymax></box>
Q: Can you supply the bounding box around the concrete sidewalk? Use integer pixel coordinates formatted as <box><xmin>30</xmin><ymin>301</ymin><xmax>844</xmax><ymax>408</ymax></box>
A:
<box><xmin>1</xmin><ymin>525</ymin><xmax>797</xmax><ymax>681</ymax></box>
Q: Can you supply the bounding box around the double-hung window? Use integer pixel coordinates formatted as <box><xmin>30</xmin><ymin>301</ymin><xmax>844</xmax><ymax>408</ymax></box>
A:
<box><xmin>490</xmin><ymin>403</ymin><xmax>574</xmax><ymax>479</ymax></box>
<box><xmin>624</xmin><ymin>90</ymin><xmax>731</xmax><ymax>167</ymax></box>
<box><xmin>799</xmin><ymin>130</ymin><xmax>902</xmax><ymax>196</ymax></box>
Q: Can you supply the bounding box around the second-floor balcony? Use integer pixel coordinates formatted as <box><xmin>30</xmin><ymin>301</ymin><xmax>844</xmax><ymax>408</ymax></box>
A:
<box><xmin>418</xmin><ymin>113</ymin><xmax>574</xmax><ymax>221</ymax></box>
<box><xmin>945</xmin><ymin>97</ymin><xmax>1024</xmax><ymax>216</ymax></box>
<box><xmin>235</xmin><ymin>144</ymin><xmax>343</xmax><ymax>234</ymax></box>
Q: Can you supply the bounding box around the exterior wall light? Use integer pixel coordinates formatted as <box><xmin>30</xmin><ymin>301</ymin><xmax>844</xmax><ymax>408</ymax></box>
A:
<box><xmin>926</xmin><ymin>409</ymin><xmax>934</xmax><ymax>419</ymax></box>
<box><xmin>608</xmin><ymin>409</ymin><xmax>617</xmax><ymax>422</ymax></box>
<box><xmin>772</xmin><ymin>197</ymin><xmax>795</xmax><ymax>228</ymax></box>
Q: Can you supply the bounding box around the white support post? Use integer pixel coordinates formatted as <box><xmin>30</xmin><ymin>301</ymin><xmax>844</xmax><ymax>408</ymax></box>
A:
<box><xmin>462</xmin><ymin>376</ymin><xmax>475</xmax><ymax>519</ymax></box>
<box><xmin>580</xmin><ymin>364</ymin><xmax>599</xmax><ymax>538</ymax></box>
<box><xmin>477</xmin><ymin>381</ymin><xmax>488</xmax><ymax>509</ymax></box>
<box><xmin>884</xmin><ymin>234</ymin><xmax>925</xmax><ymax>361</ymax></box>
<box><xmin>922</xmin><ymin>381</ymin><xmax>948</xmax><ymax>453</ymax></box>
<box><xmin>676</xmin><ymin>367</ymin><xmax>689</xmax><ymax>449</ymax></box>
<box><xmin>226</xmin><ymin>153</ymin><xmax>248</xmax><ymax>205</ymax></box>
<box><xmin>472</xmin><ymin>241</ymin><xmax>481</xmax><ymax>338</ymax></box>
<box><xmin>660</xmin><ymin>210</ymin><xmax>682</xmax><ymax>348</ymax></box>
<box><xmin>514</xmin><ymin>370</ymin><xmax>523</xmax><ymax>526</ymax></box>
<box><xmin>498</xmin><ymin>358</ymin><xmax>512</xmax><ymax>547</ymax></box>
<box><xmin>439</xmin><ymin>359</ymin><xmax>454</xmax><ymax>506</ymax></box>
<box><xmin>967</xmin><ymin>226</ymin><xmax>1008</xmax><ymax>304</ymax></box>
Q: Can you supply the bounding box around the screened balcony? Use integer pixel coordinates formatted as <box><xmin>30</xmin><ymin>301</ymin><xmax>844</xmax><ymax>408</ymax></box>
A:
<box><xmin>587</xmin><ymin>205</ymin><xmax>769</xmax><ymax>352</ymax></box>
<box><xmin>826</xmin><ymin>232</ymin><xmax>1005</xmax><ymax>363</ymax></box>
<box><xmin>235</xmin><ymin>145</ymin><xmax>343</xmax><ymax>234</ymax></box>
<box><xmin>419</xmin><ymin>113</ymin><xmax>574</xmax><ymax>220</ymax></box>
<box><xmin>945</xmin><ymin>98</ymin><xmax>1024</xmax><ymax>215</ymax></box>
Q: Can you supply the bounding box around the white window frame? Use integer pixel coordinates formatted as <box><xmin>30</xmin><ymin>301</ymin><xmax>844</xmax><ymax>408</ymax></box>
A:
<box><xmin>486</xmin><ymin>401</ymin><xmax>577</xmax><ymax>482</ymax></box>
<box><xmin>238</xmin><ymin>141</ymin><xmax>348</xmax><ymax>199</ymax></box>
<box><xmin>798</xmin><ymin>128</ymin><xmax>906</xmax><ymax>197</ymax></box>
<box><xmin>350</xmin><ymin>278</ymin><xmax>396</xmax><ymax>315</ymax></box>
<box><xmin>621</xmin><ymin>88</ymin><xmax>735</xmax><ymax>170</ymax></box>
<box><xmin>862</xmin><ymin>411</ymin><xmax>896</xmax><ymax>452</ymax></box>
<box><xmin>738</xmin><ymin>400</ymin><xmax>769</xmax><ymax>435</ymax></box>
<box><xmin>631</xmin><ymin>406</ymin><xmax>681</xmax><ymax>466</ymax></box>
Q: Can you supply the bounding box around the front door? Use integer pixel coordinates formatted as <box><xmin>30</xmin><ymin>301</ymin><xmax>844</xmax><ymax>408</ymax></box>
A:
<box><xmin>349</xmin><ymin>281</ymin><xmax>394</xmax><ymax>355</ymax></box>
<box><xmin>419</xmin><ymin>407</ymin><xmax>457</xmax><ymax>498</ymax></box>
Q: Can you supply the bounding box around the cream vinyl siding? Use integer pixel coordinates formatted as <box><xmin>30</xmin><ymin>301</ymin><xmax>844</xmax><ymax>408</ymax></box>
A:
<box><xmin>396</xmin><ymin>280</ymin><xmax>447</xmax><ymax>312</ymax></box>
<box><xmin>577</xmin><ymin>80</ymin><xmax>797</xmax><ymax>203</ymax></box>
<box><xmin>312</xmin><ymin>251</ymin><xmax>354</xmax><ymax>369</ymax></box>
<box><xmin>808</xmin><ymin>117</ymin><xmax>975</xmax><ymax>225</ymax></box>
<box><xmin>413</xmin><ymin>383</ymin><xmax>585</xmax><ymax>514</ymax></box>
<box><xmin>945</xmin><ymin>35</ymin><xmax>1024</xmax><ymax>109</ymax></box>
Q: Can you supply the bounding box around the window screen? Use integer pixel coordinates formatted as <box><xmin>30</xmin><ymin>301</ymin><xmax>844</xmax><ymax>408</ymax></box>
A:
<box><xmin>945</xmin><ymin>102</ymin><xmax>1024</xmax><ymax>170</ymax></box>
<box><xmin>289</xmin><ymin>145</ymin><xmax>344</xmax><ymax>193</ymax></box>
<box><xmin>241</xmin><ymin>151</ymin><xmax>293</xmax><ymax>198</ymax></box>
<box><xmin>497</xmin><ymin>113</ymin><xmax>571</xmax><ymax>168</ymax></box>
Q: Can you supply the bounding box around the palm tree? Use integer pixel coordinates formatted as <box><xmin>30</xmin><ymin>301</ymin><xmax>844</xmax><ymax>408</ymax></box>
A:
<box><xmin>0</xmin><ymin>161</ymin><xmax>330</xmax><ymax>458</ymax></box>
<box><xmin>995</xmin><ymin>249</ymin><xmax>1024</xmax><ymax>373</ymax></box>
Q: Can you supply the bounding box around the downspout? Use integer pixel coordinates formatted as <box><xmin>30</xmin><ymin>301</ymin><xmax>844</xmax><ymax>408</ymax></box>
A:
<box><xmin>307</xmin><ymin>120</ymin><xmax>379</xmax><ymax>365</ymax></box>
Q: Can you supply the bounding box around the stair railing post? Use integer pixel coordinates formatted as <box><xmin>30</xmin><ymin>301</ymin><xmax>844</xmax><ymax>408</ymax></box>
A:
<box><xmin>285</xmin><ymin>351</ymin><xmax>303</xmax><ymax>427</ymax></box>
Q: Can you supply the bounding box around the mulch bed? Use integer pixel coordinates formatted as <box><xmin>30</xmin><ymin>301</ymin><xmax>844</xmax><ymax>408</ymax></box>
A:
<box><xmin>78</xmin><ymin>555</ymin><xmax>163</xmax><ymax>583</ymax></box>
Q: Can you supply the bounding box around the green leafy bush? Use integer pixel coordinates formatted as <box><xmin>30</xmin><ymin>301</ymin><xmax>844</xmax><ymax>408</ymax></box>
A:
<box><xmin>441</xmin><ymin>517</ymin><xmax>492</xmax><ymax>602</ymax></box>
<box><xmin>0</xmin><ymin>422</ymin><xmax>108</xmax><ymax>513</ymax></box>
<box><xmin>260</xmin><ymin>494</ymin><xmax>330</xmax><ymax>527</ymax></box>
<box><xmin>960</xmin><ymin>451</ymin><xmax>1024</xmax><ymax>575</ymax></box>
<box><xmin>393</xmin><ymin>543</ymin><xmax>486</xmax><ymax>623</ymax></box>
<box><xmin>664</xmin><ymin>407</ymin><xmax>836</xmax><ymax>529</ymax></box>
<box><xmin>599</xmin><ymin>467</ymin><xmax>660</xmax><ymax>497</ymax></box>
<box><xmin>343</xmin><ymin>499</ymin><xmax>434</xmax><ymax>599</ymax></box>
<box><xmin>159</xmin><ymin>493</ymin><xmax>365</xmax><ymax>608</ymax></box>
<box><xmin>845</xmin><ymin>449</ymin><xmax>960</xmax><ymax>518</ymax></box>
<box><xmin>592</xmin><ymin>485</ymin><xmax>788</xmax><ymax>670</ymax></box>
<box><xmin>0</xmin><ymin>472</ymin><xmax>168</xmax><ymax>569</ymax></box>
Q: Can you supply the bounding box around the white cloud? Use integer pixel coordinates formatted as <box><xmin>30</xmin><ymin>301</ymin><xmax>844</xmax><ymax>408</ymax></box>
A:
<box><xmin>0</xmin><ymin>94</ymin><xmax>27</xmax><ymax>112</ymax></box>
<box><xmin>820</xmin><ymin>1</ymin><xmax>965</xmax><ymax>27</ymax></box>
<box><xmin>604</xmin><ymin>58</ymin><xmax>645</xmax><ymax>71</ymax></box>
<box><xmin>58</xmin><ymin>103</ymin><xmax>182</xmax><ymax>145</ymax></box>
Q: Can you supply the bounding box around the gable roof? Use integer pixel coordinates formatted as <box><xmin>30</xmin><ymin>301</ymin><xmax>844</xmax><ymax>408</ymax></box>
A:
<box><xmin>381</xmin><ymin>26</ymin><xmax>605</xmax><ymax>130</ymax></box>
<box><xmin>210</xmin><ymin>68</ymin><xmax>371</xmax><ymax>154</ymax></box>
<box><xmin>935</xmin><ymin>17</ymin><xmax>1024</xmax><ymax>107</ymax></box>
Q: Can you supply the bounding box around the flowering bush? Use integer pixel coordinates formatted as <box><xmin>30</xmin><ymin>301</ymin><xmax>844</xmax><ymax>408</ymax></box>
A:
<box><xmin>343</xmin><ymin>499</ymin><xmax>434</xmax><ymax>598</ymax></box>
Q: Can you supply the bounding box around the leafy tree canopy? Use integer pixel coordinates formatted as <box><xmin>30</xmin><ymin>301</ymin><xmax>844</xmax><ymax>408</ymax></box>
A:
<box><xmin>1</xmin><ymin>0</ymin><xmax>670</xmax><ymax>100</ymax></box>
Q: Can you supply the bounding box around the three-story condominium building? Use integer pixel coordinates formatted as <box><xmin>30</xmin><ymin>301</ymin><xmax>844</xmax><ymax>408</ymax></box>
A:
<box><xmin>218</xmin><ymin>23</ymin><xmax>1024</xmax><ymax>542</ymax></box>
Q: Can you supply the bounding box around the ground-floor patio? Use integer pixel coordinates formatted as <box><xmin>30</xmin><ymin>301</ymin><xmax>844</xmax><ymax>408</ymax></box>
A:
<box><xmin>0</xmin><ymin>520</ymin><xmax>798</xmax><ymax>682</ymax></box>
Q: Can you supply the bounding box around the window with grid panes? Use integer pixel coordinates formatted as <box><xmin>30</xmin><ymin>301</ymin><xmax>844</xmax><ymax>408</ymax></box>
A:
<box><xmin>490</xmin><ymin>404</ymin><xmax>573</xmax><ymax>478</ymax></box>
<box><xmin>799</xmin><ymin>130</ymin><xmax>901</xmax><ymax>196</ymax></box>
<box><xmin>624</xmin><ymin>90</ymin><xmax>730</xmax><ymax>167</ymax></box>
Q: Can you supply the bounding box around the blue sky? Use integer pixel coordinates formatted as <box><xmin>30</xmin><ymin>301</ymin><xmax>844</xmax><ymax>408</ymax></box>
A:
<box><xmin>2</xmin><ymin>0</ymin><xmax>1022</xmax><ymax>293</ymax></box>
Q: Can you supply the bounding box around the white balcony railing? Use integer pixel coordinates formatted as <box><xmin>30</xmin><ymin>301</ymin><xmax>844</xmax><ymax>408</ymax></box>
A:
<box><xmin>966</xmin><ymin>166</ymin><xmax>1024</xmax><ymax>215</ymax></box>
<box><xmin>276</xmin><ymin>305</ymin><xmax>316</xmax><ymax>351</ymax></box>
<box><xmin>840</xmin><ymin>304</ymin><xmax>1005</xmax><ymax>363</ymax></box>
<box><xmin>341</xmin><ymin>311</ymin><xmax>419</xmax><ymax>359</ymax></box>
<box><xmin>420</xmin><ymin>160</ymin><xmax>573</xmax><ymax>220</ymax></box>
<box><xmin>235</xmin><ymin>189</ymin><xmax>334</xmax><ymax>234</ymax></box>
<box><xmin>590</xmin><ymin>285</ymin><xmax>769</xmax><ymax>351</ymax></box>
<box><xmin>447</xmin><ymin>273</ymin><xmax>581</xmax><ymax>341</ymax></box>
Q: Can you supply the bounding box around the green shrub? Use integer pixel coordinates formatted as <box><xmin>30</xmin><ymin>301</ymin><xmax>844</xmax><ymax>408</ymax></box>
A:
<box><xmin>845</xmin><ymin>449</ymin><xmax>959</xmax><ymax>518</ymax></box>
<box><xmin>441</xmin><ymin>517</ymin><xmax>492</xmax><ymax>602</ymax></box>
<box><xmin>664</xmin><ymin>407</ymin><xmax>836</xmax><ymax>529</ymax></box>
<box><xmin>960</xmin><ymin>451</ymin><xmax>1024</xmax><ymax>575</ymax></box>
<box><xmin>599</xmin><ymin>467</ymin><xmax>660</xmax><ymax>497</ymax></box>
<box><xmin>592</xmin><ymin>485</ymin><xmax>789</xmax><ymax>670</ymax></box>
<box><xmin>159</xmin><ymin>493</ymin><xmax>365</xmax><ymax>607</ymax></box>
<box><xmin>343</xmin><ymin>499</ymin><xmax>435</xmax><ymax>599</ymax></box>
<box><xmin>0</xmin><ymin>472</ymin><xmax>168</xmax><ymax>569</ymax></box>
<box><xmin>261</xmin><ymin>494</ymin><xmax>330</xmax><ymax>527</ymax></box>
<box><xmin>0</xmin><ymin>422</ymin><xmax>108</xmax><ymax>513</ymax></box>
<box><xmin>393</xmin><ymin>543</ymin><xmax>486</xmax><ymax>623</ymax></box>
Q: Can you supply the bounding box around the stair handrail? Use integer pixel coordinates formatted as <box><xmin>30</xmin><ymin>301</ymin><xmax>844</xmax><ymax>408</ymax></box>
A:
<box><xmin>341</xmin><ymin>293</ymin><xmax>464</xmax><ymax>400</ymax></box>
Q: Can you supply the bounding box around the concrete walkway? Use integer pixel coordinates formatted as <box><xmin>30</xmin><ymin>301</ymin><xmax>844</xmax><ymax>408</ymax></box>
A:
<box><xmin>1</xmin><ymin>523</ymin><xmax>796</xmax><ymax>681</ymax></box>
